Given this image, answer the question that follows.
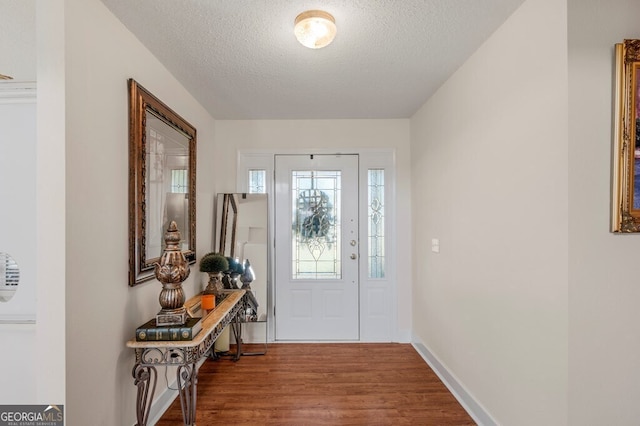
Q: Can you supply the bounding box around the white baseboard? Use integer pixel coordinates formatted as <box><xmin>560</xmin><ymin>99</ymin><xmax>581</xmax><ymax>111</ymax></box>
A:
<box><xmin>411</xmin><ymin>335</ymin><xmax>497</xmax><ymax>426</ymax></box>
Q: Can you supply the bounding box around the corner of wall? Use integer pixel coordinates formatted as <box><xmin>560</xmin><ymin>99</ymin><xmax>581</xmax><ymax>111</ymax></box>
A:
<box><xmin>411</xmin><ymin>333</ymin><xmax>498</xmax><ymax>426</ymax></box>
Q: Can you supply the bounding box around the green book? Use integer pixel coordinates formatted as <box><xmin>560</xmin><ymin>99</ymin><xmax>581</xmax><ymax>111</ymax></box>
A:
<box><xmin>136</xmin><ymin>317</ymin><xmax>202</xmax><ymax>341</ymax></box>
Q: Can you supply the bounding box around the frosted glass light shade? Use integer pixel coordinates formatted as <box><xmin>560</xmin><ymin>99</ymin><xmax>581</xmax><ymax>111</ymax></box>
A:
<box><xmin>294</xmin><ymin>10</ymin><xmax>336</xmax><ymax>49</ymax></box>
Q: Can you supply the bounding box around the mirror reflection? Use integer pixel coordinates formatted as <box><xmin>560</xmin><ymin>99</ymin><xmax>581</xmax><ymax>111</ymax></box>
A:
<box><xmin>0</xmin><ymin>252</ymin><xmax>19</xmax><ymax>303</ymax></box>
<box><xmin>145</xmin><ymin>113</ymin><xmax>191</xmax><ymax>259</ymax></box>
<box><xmin>215</xmin><ymin>193</ymin><xmax>268</xmax><ymax>321</ymax></box>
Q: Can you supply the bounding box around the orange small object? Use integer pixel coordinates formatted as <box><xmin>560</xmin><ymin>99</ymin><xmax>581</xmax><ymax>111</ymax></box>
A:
<box><xmin>201</xmin><ymin>294</ymin><xmax>215</xmax><ymax>310</ymax></box>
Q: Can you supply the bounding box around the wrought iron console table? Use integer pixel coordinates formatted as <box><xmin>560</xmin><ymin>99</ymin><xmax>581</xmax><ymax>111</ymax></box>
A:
<box><xmin>126</xmin><ymin>289</ymin><xmax>246</xmax><ymax>426</ymax></box>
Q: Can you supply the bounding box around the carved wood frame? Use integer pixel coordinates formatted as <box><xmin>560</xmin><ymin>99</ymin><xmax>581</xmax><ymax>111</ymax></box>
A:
<box><xmin>128</xmin><ymin>79</ymin><xmax>197</xmax><ymax>286</ymax></box>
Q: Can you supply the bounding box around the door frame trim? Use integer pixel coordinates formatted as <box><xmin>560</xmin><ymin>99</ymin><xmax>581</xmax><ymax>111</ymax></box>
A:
<box><xmin>273</xmin><ymin>154</ymin><xmax>360</xmax><ymax>341</ymax></box>
<box><xmin>237</xmin><ymin>148</ymin><xmax>397</xmax><ymax>343</ymax></box>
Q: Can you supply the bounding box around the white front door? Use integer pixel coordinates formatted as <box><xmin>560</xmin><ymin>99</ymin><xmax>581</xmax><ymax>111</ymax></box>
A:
<box><xmin>274</xmin><ymin>154</ymin><xmax>359</xmax><ymax>340</ymax></box>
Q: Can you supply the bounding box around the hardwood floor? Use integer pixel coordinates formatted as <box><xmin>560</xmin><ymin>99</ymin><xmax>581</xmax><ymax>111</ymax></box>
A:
<box><xmin>156</xmin><ymin>343</ymin><xmax>475</xmax><ymax>425</ymax></box>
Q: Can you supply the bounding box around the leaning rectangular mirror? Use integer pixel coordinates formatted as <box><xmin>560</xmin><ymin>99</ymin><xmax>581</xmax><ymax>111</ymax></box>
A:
<box><xmin>216</xmin><ymin>193</ymin><xmax>238</xmax><ymax>257</ymax></box>
<box><xmin>215</xmin><ymin>193</ymin><xmax>269</xmax><ymax>322</ymax></box>
<box><xmin>129</xmin><ymin>79</ymin><xmax>197</xmax><ymax>286</ymax></box>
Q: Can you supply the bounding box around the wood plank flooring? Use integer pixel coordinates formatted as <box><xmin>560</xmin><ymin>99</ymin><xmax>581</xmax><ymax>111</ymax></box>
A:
<box><xmin>156</xmin><ymin>343</ymin><xmax>475</xmax><ymax>425</ymax></box>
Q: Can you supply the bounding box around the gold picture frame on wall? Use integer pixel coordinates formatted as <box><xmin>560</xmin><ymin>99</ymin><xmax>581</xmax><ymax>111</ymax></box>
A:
<box><xmin>612</xmin><ymin>39</ymin><xmax>640</xmax><ymax>232</ymax></box>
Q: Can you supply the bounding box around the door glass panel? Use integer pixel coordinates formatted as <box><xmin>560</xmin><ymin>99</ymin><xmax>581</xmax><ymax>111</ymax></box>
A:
<box><xmin>368</xmin><ymin>169</ymin><xmax>385</xmax><ymax>278</ymax></box>
<box><xmin>291</xmin><ymin>170</ymin><xmax>341</xmax><ymax>280</ymax></box>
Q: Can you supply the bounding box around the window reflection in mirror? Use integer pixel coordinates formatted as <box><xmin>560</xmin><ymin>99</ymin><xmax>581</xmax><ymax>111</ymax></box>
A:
<box><xmin>145</xmin><ymin>112</ymin><xmax>191</xmax><ymax>259</ymax></box>
<box><xmin>0</xmin><ymin>252</ymin><xmax>19</xmax><ymax>303</ymax></box>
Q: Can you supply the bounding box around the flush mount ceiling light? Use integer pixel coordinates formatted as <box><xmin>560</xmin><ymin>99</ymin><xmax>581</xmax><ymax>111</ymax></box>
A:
<box><xmin>294</xmin><ymin>10</ymin><xmax>336</xmax><ymax>49</ymax></box>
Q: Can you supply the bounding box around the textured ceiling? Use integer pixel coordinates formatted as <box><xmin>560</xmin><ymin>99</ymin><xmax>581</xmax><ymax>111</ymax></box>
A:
<box><xmin>101</xmin><ymin>0</ymin><xmax>525</xmax><ymax>119</ymax></box>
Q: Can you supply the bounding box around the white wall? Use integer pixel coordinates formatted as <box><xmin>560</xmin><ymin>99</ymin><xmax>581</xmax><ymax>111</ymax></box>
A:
<box><xmin>0</xmin><ymin>0</ymin><xmax>41</xmax><ymax>405</ymax></box>
<box><xmin>0</xmin><ymin>91</ymin><xmax>36</xmax><ymax>401</ymax></box>
<box><xmin>410</xmin><ymin>0</ymin><xmax>568</xmax><ymax>424</ymax></box>
<box><xmin>36</xmin><ymin>0</ymin><xmax>66</xmax><ymax>405</ymax></box>
<box><xmin>0</xmin><ymin>93</ymin><xmax>36</xmax><ymax>320</ymax></box>
<box><xmin>64</xmin><ymin>0</ymin><xmax>216</xmax><ymax>424</ymax></box>
<box><xmin>215</xmin><ymin>119</ymin><xmax>413</xmax><ymax>339</ymax></box>
<box><xmin>568</xmin><ymin>1</ymin><xmax>640</xmax><ymax>424</ymax></box>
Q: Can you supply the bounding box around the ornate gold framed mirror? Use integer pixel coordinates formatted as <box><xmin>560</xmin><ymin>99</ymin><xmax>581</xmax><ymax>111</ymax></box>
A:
<box><xmin>613</xmin><ymin>40</ymin><xmax>640</xmax><ymax>232</ymax></box>
<box><xmin>128</xmin><ymin>79</ymin><xmax>197</xmax><ymax>286</ymax></box>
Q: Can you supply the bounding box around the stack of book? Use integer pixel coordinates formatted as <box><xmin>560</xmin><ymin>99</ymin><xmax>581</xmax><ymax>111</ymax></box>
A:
<box><xmin>135</xmin><ymin>316</ymin><xmax>202</xmax><ymax>342</ymax></box>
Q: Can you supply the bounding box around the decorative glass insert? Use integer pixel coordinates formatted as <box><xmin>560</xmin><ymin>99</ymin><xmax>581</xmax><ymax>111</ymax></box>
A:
<box><xmin>368</xmin><ymin>169</ymin><xmax>385</xmax><ymax>278</ymax></box>
<box><xmin>171</xmin><ymin>169</ymin><xmax>188</xmax><ymax>193</ymax></box>
<box><xmin>291</xmin><ymin>170</ymin><xmax>341</xmax><ymax>280</ymax></box>
<box><xmin>249</xmin><ymin>170</ymin><xmax>266</xmax><ymax>194</ymax></box>
<box><xmin>0</xmin><ymin>253</ymin><xmax>19</xmax><ymax>286</ymax></box>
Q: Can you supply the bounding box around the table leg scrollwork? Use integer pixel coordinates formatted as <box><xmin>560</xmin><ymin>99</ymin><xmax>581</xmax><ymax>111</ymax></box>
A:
<box><xmin>132</xmin><ymin>364</ymin><xmax>157</xmax><ymax>426</ymax></box>
<box><xmin>230</xmin><ymin>310</ymin><xmax>243</xmax><ymax>361</ymax></box>
<box><xmin>128</xmin><ymin>291</ymin><xmax>248</xmax><ymax>425</ymax></box>
<box><xmin>177</xmin><ymin>362</ymin><xmax>198</xmax><ymax>426</ymax></box>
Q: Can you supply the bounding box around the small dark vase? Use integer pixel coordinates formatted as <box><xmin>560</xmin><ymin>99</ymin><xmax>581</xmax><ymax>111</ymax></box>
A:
<box><xmin>222</xmin><ymin>272</ymin><xmax>241</xmax><ymax>289</ymax></box>
<box><xmin>205</xmin><ymin>272</ymin><xmax>225</xmax><ymax>296</ymax></box>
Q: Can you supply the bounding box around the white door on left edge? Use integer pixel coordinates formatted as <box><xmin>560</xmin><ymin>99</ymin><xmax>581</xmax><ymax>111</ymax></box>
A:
<box><xmin>274</xmin><ymin>154</ymin><xmax>359</xmax><ymax>340</ymax></box>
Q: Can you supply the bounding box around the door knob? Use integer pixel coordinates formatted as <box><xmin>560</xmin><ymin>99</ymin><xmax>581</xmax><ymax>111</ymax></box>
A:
<box><xmin>350</xmin><ymin>253</ymin><xmax>357</xmax><ymax>260</ymax></box>
<box><xmin>350</xmin><ymin>240</ymin><xmax>357</xmax><ymax>246</ymax></box>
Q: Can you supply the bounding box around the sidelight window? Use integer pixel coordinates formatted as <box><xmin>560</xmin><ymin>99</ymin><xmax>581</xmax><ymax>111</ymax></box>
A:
<box><xmin>368</xmin><ymin>169</ymin><xmax>385</xmax><ymax>278</ymax></box>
